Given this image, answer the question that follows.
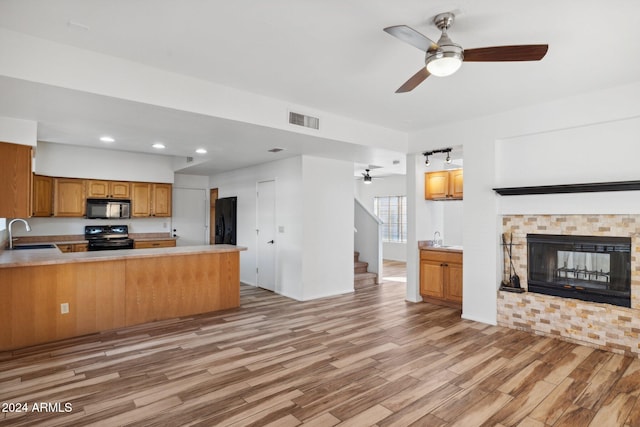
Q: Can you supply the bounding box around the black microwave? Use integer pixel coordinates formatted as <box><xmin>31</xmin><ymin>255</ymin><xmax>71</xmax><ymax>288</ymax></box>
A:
<box><xmin>86</xmin><ymin>198</ymin><xmax>131</xmax><ymax>219</ymax></box>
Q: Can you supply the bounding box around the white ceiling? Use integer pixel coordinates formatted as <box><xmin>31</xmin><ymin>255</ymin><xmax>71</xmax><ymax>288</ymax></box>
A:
<box><xmin>1</xmin><ymin>0</ymin><xmax>639</xmax><ymax>176</ymax></box>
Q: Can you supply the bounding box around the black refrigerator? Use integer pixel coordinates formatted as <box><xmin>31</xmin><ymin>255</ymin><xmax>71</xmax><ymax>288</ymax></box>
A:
<box><xmin>214</xmin><ymin>197</ymin><xmax>237</xmax><ymax>245</ymax></box>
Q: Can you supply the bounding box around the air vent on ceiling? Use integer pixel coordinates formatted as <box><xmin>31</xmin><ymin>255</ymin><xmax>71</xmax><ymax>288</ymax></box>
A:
<box><xmin>186</xmin><ymin>156</ymin><xmax>194</xmax><ymax>163</ymax></box>
<box><xmin>289</xmin><ymin>111</ymin><xmax>319</xmax><ymax>130</ymax></box>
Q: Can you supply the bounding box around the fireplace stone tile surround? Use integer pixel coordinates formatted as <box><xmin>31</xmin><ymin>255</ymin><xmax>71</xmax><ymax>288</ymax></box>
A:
<box><xmin>498</xmin><ymin>214</ymin><xmax>640</xmax><ymax>357</ymax></box>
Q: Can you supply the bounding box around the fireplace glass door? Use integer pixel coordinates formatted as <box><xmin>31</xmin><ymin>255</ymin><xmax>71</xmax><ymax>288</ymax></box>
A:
<box><xmin>527</xmin><ymin>234</ymin><xmax>631</xmax><ymax>307</ymax></box>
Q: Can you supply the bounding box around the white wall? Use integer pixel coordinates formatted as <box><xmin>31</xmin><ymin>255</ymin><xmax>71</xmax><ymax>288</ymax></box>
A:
<box><xmin>210</xmin><ymin>155</ymin><xmax>354</xmax><ymax>301</ymax></box>
<box><xmin>0</xmin><ymin>116</ymin><xmax>37</xmax><ymax>147</ymax></box>
<box><xmin>11</xmin><ymin>217</ymin><xmax>169</xmax><ymax>238</ymax></box>
<box><xmin>36</xmin><ymin>141</ymin><xmax>174</xmax><ymax>183</ymax></box>
<box><xmin>0</xmin><ymin>28</ymin><xmax>406</xmax><ymax>153</ymax></box>
<box><xmin>301</xmin><ymin>156</ymin><xmax>354</xmax><ymax>299</ymax></box>
<box><xmin>355</xmin><ymin>174</ymin><xmax>407</xmax><ymax>261</ymax></box>
<box><xmin>407</xmin><ymin>81</ymin><xmax>640</xmax><ymax>325</ymax></box>
<box><xmin>210</xmin><ymin>156</ymin><xmax>304</xmax><ymax>298</ymax></box>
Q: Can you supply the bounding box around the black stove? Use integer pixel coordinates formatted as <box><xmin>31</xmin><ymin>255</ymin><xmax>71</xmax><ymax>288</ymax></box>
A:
<box><xmin>85</xmin><ymin>225</ymin><xmax>134</xmax><ymax>251</ymax></box>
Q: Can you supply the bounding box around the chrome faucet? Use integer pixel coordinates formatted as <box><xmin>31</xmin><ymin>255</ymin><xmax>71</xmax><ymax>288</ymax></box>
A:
<box><xmin>8</xmin><ymin>218</ymin><xmax>31</xmax><ymax>249</ymax></box>
<box><xmin>433</xmin><ymin>231</ymin><xmax>442</xmax><ymax>247</ymax></box>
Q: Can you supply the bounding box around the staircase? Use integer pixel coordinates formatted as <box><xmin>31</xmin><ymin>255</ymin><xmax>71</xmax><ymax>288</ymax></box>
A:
<box><xmin>354</xmin><ymin>251</ymin><xmax>378</xmax><ymax>288</ymax></box>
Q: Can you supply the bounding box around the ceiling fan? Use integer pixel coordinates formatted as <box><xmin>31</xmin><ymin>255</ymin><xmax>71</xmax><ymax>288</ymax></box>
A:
<box><xmin>361</xmin><ymin>169</ymin><xmax>381</xmax><ymax>184</ymax></box>
<box><xmin>384</xmin><ymin>12</ymin><xmax>548</xmax><ymax>93</ymax></box>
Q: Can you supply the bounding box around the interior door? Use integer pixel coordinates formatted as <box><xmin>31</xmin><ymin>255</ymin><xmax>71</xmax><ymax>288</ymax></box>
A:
<box><xmin>172</xmin><ymin>187</ymin><xmax>208</xmax><ymax>246</ymax></box>
<box><xmin>257</xmin><ymin>180</ymin><xmax>276</xmax><ymax>291</ymax></box>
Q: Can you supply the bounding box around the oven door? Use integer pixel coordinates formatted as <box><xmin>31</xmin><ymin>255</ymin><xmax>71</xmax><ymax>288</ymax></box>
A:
<box><xmin>88</xmin><ymin>239</ymin><xmax>134</xmax><ymax>251</ymax></box>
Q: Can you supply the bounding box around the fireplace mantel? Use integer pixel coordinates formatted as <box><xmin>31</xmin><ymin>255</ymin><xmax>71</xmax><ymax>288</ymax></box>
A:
<box><xmin>493</xmin><ymin>180</ymin><xmax>640</xmax><ymax>196</ymax></box>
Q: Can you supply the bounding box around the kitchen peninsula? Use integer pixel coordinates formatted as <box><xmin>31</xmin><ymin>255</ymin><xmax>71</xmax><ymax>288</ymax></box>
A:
<box><xmin>0</xmin><ymin>244</ymin><xmax>245</xmax><ymax>351</ymax></box>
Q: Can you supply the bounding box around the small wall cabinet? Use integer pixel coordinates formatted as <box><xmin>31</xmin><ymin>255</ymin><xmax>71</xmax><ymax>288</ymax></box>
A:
<box><xmin>425</xmin><ymin>169</ymin><xmax>463</xmax><ymax>200</ymax></box>
<box><xmin>0</xmin><ymin>141</ymin><xmax>32</xmax><ymax>218</ymax></box>
<box><xmin>86</xmin><ymin>180</ymin><xmax>131</xmax><ymax>199</ymax></box>
<box><xmin>420</xmin><ymin>249</ymin><xmax>463</xmax><ymax>308</ymax></box>
<box><xmin>32</xmin><ymin>174</ymin><xmax>53</xmax><ymax>217</ymax></box>
<box><xmin>54</xmin><ymin>178</ymin><xmax>86</xmax><ymax>217</ymax></box>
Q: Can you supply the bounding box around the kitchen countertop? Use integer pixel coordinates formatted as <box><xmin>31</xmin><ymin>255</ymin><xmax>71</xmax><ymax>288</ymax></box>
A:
<box><xmin>418</xmin><ymin>241</ymin><xmax>463</xmax><ymax>252</ymax></box>
<box><xmin>11</xmin><ymin>233</ymin><xmax>177</xmax><ymax>246</ymax></box>
<box><xmin>0</xmin><ymin>244</ymin><xmax>246</xmax><ymax>269</ymax></box>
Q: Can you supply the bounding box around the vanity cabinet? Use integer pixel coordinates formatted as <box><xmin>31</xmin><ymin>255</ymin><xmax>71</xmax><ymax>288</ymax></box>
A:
<box><xmin>420</xmin><ymin>249</ymin><xmax>463</xmax><ymax>308</ymax></box>
<box><xmin>425</xmin><ymin>169</ymin><xmax>463</xmax><ymax>200</ymax></box>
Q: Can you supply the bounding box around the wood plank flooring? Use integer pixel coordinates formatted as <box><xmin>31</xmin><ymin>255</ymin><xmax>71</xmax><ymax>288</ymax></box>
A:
<box><xmin>1</xmin><ymin>263</ymin><xmax>639</xmax><ymax>426</ymax></box>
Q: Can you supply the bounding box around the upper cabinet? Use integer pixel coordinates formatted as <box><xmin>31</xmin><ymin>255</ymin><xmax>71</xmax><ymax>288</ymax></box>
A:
<box><xmin>425</xmin><ymin>169</ymin><xmax>463</xmax><ymax>200</ymax></box>
<box><xmin>0</xmin><ymin>141</ymin><xmax>32</xmax><ymax>218</ymax></box>
<box><xmin>54</xmin><ymin>178</ymin><xmax>86</xmax><ymax>217</ymax></box>
<box><xmin>131</xmin><ymin>182</ymin><xmax>172</xmax><ymax>217</ymax></box>
<box><xmin>32</xmin><ymin>174</ymin><xmax>53</xmax><ymax>217</ymax></box>
<box><xmin>152</xmin><ymin>183</ymin><xmax>172</xmax><ymax>217</ymax></box>
<box><xmin>86</xmin><ymin>180</ymin><xmax>131</xmax><ymax>199</ymax></box>
<box><xmin>30</xmin><ymin>174</ymin><xmax>171</xmax><ymax>218</ymax></box>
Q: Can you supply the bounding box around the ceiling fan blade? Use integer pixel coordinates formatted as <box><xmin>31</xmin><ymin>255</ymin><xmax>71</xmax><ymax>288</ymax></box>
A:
<box><xmin>396</xmin><ymin>68</ymin><xmax>430</xmax><ymax>93</ymax></box>
<box><xmin>463</xmin><ymin>44</ymin><xmax>548</xmax><ymax>62</ymax></box>
<box><xmin>384</xmin><ymin>25</ymin><xmax>439</xmax><ymax>52</ymax></box>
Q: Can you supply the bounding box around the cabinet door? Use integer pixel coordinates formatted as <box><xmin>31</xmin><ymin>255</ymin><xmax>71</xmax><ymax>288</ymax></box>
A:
<box><xmin>134</xmin><ymin>240</ymin><xmax>176</xmax><ymax>249</ymax></box>
<box><xmin>110</xmin><ymin>181</ymin><xmax>131</xmax><ymax>199</ymax></box>
<box><xmin>425</xmin><ymin>171</ymin><xmax>449</xmax><ymax>200</ymax></box>
<box><xmin>444</xmin><ymin>262</ymin><xmax>463</xmax><ymax>303</ymax></box>
<box><xmin>73</xmin><ymin>243</ymin><xmax>88</xmax><ymax>252</ymax></box>
<box><xmin>0</xmin><ymin>142</ymin><xmax>32</xmax><ymax>218</ymax></box>
<box><xmin>420</xmin><ymin>260</ymin><xmax>444</xmax><ymax>298</ymax></box>
<box><xmin>131</xmin><ymin>183</ymin><xmax>151</xmax><ymax>217</ymax></box>
<box><xmin>449</xmin><ymin>169</ymin><xmax>464</xmax><ymax>199</ymax></box>
<box><xmin>54</xmin><ymin>178</ymin><xmax>85</xmax><ymax>217</ymax></box>
<box><xmin>152</xmin><ymin>183</ymin><xmax>172</xmax><ymax>217</ymax></box>
<box><xmin>32</xmin><ymin>174</ymin><xmax>53</xmax><ymax>217</ymax></box>
<box><xmin>86</xmin><ymin>180</ymin><xmax>110</xmax><ymax>198</ymax></box>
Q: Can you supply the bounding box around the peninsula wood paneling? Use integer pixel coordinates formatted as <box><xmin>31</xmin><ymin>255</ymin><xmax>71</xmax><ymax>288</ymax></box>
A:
<box><xmin>124</xmin><ymin>252</ymin><xmax>240</xmax><ymax>325</ymax></box>
<box><xmin>0</xmin><ymin>261</ymin><xmax>125</xmax><ymax>350</ymax></box>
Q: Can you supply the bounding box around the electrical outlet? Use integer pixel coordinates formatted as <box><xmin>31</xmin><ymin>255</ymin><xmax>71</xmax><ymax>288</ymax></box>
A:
<box><xmin>60</xmin><ymin>303</ymin><xmax>69</xmax><ymax>314</ymax></box>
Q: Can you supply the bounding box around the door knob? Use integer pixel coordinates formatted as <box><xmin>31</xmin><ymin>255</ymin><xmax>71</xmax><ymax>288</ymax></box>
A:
<box><xmin>267</xmin><ymin>240</ymin><xmax>274</xmax><ymax>244</ymax></box>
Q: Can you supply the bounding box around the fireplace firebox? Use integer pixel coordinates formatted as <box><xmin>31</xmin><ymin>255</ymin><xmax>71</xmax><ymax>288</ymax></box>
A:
<box><xmin>527</xmin><ymin>234</ymin><xmax>631</xmax><ymax>307</ymax></box>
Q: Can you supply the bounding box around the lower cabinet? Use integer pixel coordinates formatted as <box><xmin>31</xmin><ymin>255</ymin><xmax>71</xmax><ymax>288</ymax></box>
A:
<box><xmin>134</xmin><ymin>239</ymin><xmax>176</xmax><ymax>249</ymax></box>
<box><xmin>420</xmin><ymin>249</ymin><xmax>463</xmax><ymax>308</ymax></box>
<box><xmin>57</xmin><ymin>243</ymin><xmax>89</xmax><ymax>253</ymax></box>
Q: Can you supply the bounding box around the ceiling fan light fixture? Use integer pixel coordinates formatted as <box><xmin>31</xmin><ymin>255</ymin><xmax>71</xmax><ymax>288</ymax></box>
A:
<box><xmin>425</xmin><ymin>49</ymin><xmax>463</xmax><ymax>77</ymax></box>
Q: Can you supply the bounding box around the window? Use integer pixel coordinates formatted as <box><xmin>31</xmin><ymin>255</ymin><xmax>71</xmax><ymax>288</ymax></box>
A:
<box><xmin>374</xmin><ymin>196</ymin><xmax>407</xmax><ymax>243</ymax></box>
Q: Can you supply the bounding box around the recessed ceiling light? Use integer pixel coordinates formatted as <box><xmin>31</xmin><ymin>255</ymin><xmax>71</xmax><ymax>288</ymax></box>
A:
<box><xmin>152</xmin><ymin>143</ymin><xmax>166</xmax><ymax>149</ymax></box>
<box><xmin>100</xmin><ymin>136</ymin><xmax>115</xmax><ymax>143</ymax></box>
<box><xmin>195</xmin><ymin>148</ymin><xmax>207</xmax><ymax>154</ymax></box>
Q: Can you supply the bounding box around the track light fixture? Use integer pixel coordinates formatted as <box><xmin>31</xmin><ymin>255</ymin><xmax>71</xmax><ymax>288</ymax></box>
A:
<box><xmin>422</xmin><ymin>148</ymin><xmax>453</xmax><ymax>167</ymax></box>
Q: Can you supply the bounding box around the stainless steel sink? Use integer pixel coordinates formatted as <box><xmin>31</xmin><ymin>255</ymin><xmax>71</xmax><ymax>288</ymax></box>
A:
<box><xmin>12</xmin><ymin>243</ymin><xmax>57</xmax><ymax>250</ymax></box>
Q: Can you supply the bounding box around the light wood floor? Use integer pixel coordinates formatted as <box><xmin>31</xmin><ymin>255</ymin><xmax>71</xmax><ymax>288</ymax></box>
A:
<box><xmin>1</xmin><ymin>263</ymin><xmax>639</xmax><ymax>426</ymax></box>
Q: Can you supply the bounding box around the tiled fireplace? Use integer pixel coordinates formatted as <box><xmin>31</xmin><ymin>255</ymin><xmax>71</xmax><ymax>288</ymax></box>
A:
<box><xmin>497</xmin><ymin>214</ymin><xmax>640</xmax><ymax>357</ymax></box>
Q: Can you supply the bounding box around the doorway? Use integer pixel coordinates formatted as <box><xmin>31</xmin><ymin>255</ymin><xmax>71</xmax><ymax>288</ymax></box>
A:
<box><xmin>257</xmin><ymin>180</ymin><xmax>276</xmax><ymax>291</ymax></box>
<box><xmin>209</xmin><ymin>188</ymin><xmax>218</xmax><ymax>244</ymax></box>
<box><xmin>172</xmin><ymin>187</ymin><xmax>208</xmax><ymax>246</ymax></box>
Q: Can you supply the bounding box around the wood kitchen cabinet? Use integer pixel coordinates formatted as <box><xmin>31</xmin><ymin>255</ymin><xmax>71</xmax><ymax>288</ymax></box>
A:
<box><xmin>425</xmin><ymin>169</ymin><xmax>463</xmax><ymax>200</ymax></box>
<box><xmin>57</xmin><ymin>243</ymin><xmax>88</xmax><ymax>253</ymax></box>
<box><xmin>54</xmin><ymin>178</ymin><xmax>86</xmax><ymax>217</ymax></box>
<box><xmin>420</xmin><ymin>249</ymin><xmax>463</xmax><ymax>308</ymax></box>
<box><xmin>86</xmin><ymin>180</ymin><xmax>130</xmax><ymax>199</ymax></box>
<box><xmin>32</xmin><ymin>174</ymin><xmax>53</xmax><ymax>217</ymax></box>
<box><xmin>0</xmin><ymin>141</ymin><xmax>32</xmax><ymax>218</ymax></box>
<box><xmin>131</xmin><ymin>182</ymin><xmax>172</xmax><ymax>217</ymax></box>
<box><xmin>134</xmin><ymin>239</ymin><xmax>176</xmax><ymax>249</ymax></box>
